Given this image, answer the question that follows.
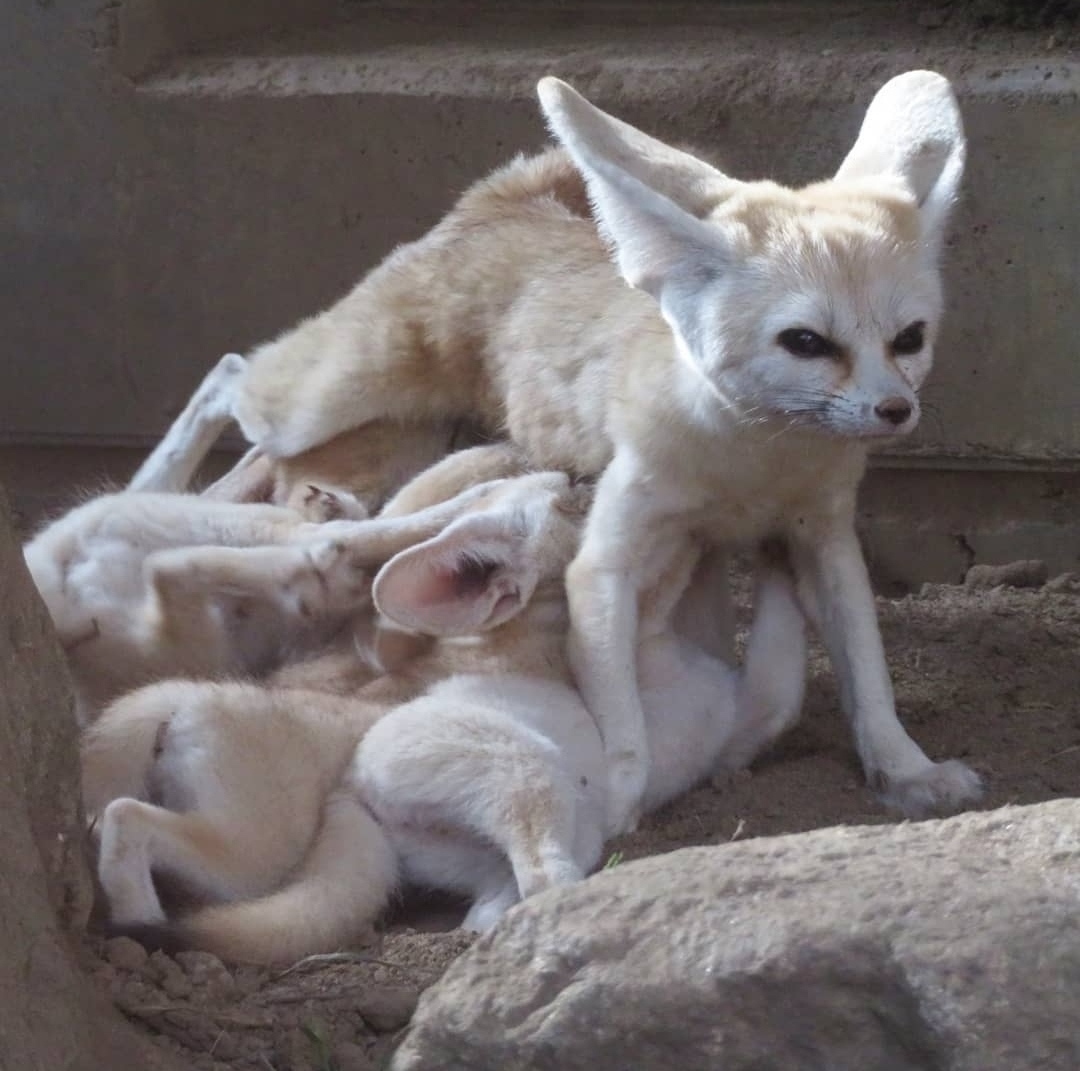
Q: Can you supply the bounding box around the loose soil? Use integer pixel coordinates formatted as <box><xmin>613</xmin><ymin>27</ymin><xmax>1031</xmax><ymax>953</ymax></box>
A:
<box><xmin>84</xmin><ymin>573</ymin><xmax>1080</xmax><ymax>1071</ymax></box>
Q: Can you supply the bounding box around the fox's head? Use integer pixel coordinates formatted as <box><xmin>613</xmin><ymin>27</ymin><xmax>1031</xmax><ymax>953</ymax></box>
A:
<box><xmin>538</xmin><ymin>71</ymin><xmax>965</xmax><ymax>441</ymax></box>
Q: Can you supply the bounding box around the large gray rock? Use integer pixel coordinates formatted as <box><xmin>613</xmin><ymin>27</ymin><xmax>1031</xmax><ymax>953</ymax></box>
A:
<box><xmin>0</xmin><ymin>485</ymin><xmax>183</xmax><ymax>1070</ymax></box>
<box><xmin>393</xmin><ymin>800</ymin><xmax>1080</xmax><ymax>1071</ymax></box>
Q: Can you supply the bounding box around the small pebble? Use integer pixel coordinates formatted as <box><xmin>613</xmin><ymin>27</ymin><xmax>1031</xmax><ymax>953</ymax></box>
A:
<box><xmin>355</xmin><ymin>986</ymin><xmax>420</xmax><ymax>1033</ymax></box>
<box><xmin>1046</xmin><ymin>572</ymin><xmax>1080</xmax><ymax>593</ymax></box>
<box><xmin>161</xmin><ymin>968</ymin><xmax>194</xmax><ymax>999</ymax></box>
<box><xmin>104</xmin><ymin>936</ymin><xmax>148</xmax><ymax>971</ymax></box>
<box><xmin>334</xmin><ymin>1040</ymin><xmax>373</xmax><ymax>1071</ymax></box>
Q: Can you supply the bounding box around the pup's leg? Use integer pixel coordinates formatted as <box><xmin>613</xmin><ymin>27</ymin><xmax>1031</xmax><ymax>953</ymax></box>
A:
<box><xmin>293</xmin><ymin>472</ymin><xmax>531</xmax><ymax>570</ymax></box>
<box><xmin>461</xmin><ymin>876</ymin><xmax>521</xmax><ymax>934</ymax></box>
<box><xmin>142</xmin><ymin>542</ymin><xmax>372</xmax><ymax>637</ymax></box>
<box><xmin>378</xmin><ymin>442</ymin><xmax>529</xmax><ymax>519</ymax></box>
<box><xmin>201</xmin><ymin>446</ymin><xmax>276</xmax><ymax>503</ymax></box>
<box><xmin>97</xmin><ymin>798</ymin><xmax>252</xmax><ymax>926</ymax></box>
<box><xmin>789</xmin><ymin>517</ymin><xmax>982</xmax><ymax>816</ymax></box>
<box><xmin>359</xmin><ymin>705</ymin><xmax>588</xmax><ymax>908</ymax></box>
<box><xmin>128</xmin><ymin>353</ymin><xmax>247</xmax><ymax>493</ymax></box>
<box><xmin>718</xmin><ymin>547</ymin><xmax>808</xmax><ymax>774</ymax></box>
<box><xmin>671</xmin><ymin>545</ymin><xmax>736</xmax><ymax>664</ymax></box>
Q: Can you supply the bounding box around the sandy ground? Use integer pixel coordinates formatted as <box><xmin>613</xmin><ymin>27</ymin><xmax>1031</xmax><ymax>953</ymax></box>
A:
<box><xmin>83</xmin><ymin>573</ymin><xmax>1079</xmax><ymax>1071</ymax></box>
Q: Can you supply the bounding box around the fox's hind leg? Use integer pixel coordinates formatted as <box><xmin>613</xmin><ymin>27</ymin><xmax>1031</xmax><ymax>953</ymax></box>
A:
<box><xmin>129</xmin><ymin>353</ymin><xmax>247</xmax><ymax>493</ymax></box>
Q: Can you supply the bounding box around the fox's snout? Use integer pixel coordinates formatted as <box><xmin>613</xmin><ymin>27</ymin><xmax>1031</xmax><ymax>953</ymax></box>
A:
<box><xmin>874</xmin><ymin>395</ymin><xmax>915</xmax><ymax>430</ymax></box>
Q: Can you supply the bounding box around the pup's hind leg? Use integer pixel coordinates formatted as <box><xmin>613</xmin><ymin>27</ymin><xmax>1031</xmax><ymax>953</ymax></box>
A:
<box><xmin>461</xmin><ymin>876</ymin><xmax>521</xmax><ymax>933</ymax></box>
<box><xmin>360</xmin><ymin>709</ymin><xmax>592</xmax><ymax>907</ymax></box>
<box><xmin>717</xmin><ymin>553</ymin><xmax>808</xmax><ymax>776</ymax></box>
<box><xmin>129</xmin><ymin>353</ymin><xmax>247</xmax><ymax>493</ymax></box>
<box><xmin>97</xmin><ymin>799</ymin><xmax>259</xmax><ymax>926</ymax></box>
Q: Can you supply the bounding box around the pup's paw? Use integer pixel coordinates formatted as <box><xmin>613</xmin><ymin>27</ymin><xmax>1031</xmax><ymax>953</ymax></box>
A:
<box><xmin>875</xmin><ymin>759</ymin><xmax>984</xmax><ymax>818</ymax></box>
<box><xmin>605</xmin><ymin>755</ymin><xmax>648</xmax><ymax>836</ymax></box>
<box><xmin>297</xmin><ymin>484</ymin><xmax>370</xmax><ymax>523</ymax></box>
<box><xmin>281</xmin><ymin>540</ymin><xmax>372</xmax><ymax>618</ymax></box>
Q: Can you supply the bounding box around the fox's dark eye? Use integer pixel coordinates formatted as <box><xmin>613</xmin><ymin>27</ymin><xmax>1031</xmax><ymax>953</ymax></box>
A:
<box><xmin>891</xmin><ymin>321</ymin><xmax>925</xmax><ymax>356</ymax></box>
<box><xmin>777</xmin><ymin>328</ymin><xmax>841</xmax><ymax>360</ymax></box>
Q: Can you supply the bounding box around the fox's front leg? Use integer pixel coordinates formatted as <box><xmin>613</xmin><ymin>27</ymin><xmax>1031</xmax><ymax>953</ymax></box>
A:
<box><xmin>566</xmin><ymin>454</ymin><xmax>690</xmax><ymax>836</ymax></box>
<box><xmin>789</xmin><ymin>512</ymin><xmax>983</xmax><ymax>817</ymax></box>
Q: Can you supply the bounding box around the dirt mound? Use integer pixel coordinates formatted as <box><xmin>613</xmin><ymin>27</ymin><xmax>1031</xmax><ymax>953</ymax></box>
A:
<box><xmin>87</xmin><ymin>575</ymin><xmax>1079</xmax><ymax>1070</ymax></box>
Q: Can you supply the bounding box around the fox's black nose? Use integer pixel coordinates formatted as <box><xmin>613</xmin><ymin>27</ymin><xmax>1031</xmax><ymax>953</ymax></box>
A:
<box><xmin>874</xmin><ymin>397</ymin><xmax>913</xmax><ymax>426</ymax></box>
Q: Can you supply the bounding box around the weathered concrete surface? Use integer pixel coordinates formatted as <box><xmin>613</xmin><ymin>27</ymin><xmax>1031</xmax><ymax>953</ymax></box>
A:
<box><xmin>3</xmin><ymin>2</ymin><xmax>1079</xmax><ymax>460</ymax></box>
<box><xmin>0</xmin><ymin>483</ymin><xmax>183</xmax><ymax>1070</ymax></box>
<box><xmin>393</xmin><ymin>799</ymin><xmax>1080</xmax><ymax>1071</ymax></box>
<box><xmin>2</xmin><ymin>2</ymin><xmax>1078</xmax><ymax>577</ymax></box>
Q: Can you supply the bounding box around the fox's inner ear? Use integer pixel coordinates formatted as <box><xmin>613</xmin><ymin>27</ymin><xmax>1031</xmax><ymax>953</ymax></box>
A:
<box><xmin>372</xmin><ymin>517</ymin><xmax>536</xmax><ymax>636</ymax></box>
<box><xmin>537</xmin><ymin>77</ymin><xmax>736</xmax><ymax>299</ymax></box>
<box><xmin>834</xmin><ymin>70</ymin><xmax>965</xmax><ymax>244</ymax></box>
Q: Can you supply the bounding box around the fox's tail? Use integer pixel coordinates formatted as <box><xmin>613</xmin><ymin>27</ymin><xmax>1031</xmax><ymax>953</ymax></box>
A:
<box><xmin>140</xmin><ymin>792</ymin><xmax>398</xmax><ymax>966</ymax></box>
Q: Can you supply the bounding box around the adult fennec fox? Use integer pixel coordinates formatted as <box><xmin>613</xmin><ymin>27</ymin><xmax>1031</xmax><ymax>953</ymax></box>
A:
<box><xmin>233</xmin><ymin>71</ymin><xmax>982</xmax><ymax>832</ymax></box>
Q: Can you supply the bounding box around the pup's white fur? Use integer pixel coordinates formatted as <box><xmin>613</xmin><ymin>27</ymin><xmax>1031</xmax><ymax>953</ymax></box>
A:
<box><xmin>23</xmin><ymin>355</ymin><xmax>372</xmax><ymax>721</ymax></box>
<box><xmin>84</xmin><ymin>455</ymin><xmax>806</xmax><ymax>962</ymax></box>
<box><xmin>234</xmin><ymin>71</ymin><xmax>981</xmax><ymax>828</ymax></box>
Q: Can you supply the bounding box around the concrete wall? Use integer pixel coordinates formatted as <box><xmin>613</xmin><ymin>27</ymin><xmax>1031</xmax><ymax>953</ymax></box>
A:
<box><xmin>2</xmin><ymin>1</ymin><xmax>1078</xmax><ymax>581</ymax></box>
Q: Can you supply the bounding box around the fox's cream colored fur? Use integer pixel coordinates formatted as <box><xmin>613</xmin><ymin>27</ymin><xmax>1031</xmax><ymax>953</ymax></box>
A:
<box><xmin>85</xmin><ymin>452</ymin><xmax>808</xmax><ymax>961</ymax></box>
<box><xmin>235</xmin><ymin>71</ymin><xmax>982</xmax><ymax>829</ymax></box>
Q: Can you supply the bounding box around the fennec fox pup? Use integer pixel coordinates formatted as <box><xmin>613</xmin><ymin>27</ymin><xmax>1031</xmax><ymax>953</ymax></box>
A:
<box><xmin>85</xmin><ymin>460</ymin><xmax>806</xmax><ymax>961</ymax></box>
<box><xmin>234</xmin><ymin>71</ymin><xmax>981</xmax><ymax>831</ymax></box>
<box><xmin>82</xmin><ymin>466</ymin><xmax>586</xmax><ymax>963</ymax></box>
<box><xmin>23</xmin><ymin>354</ymin><xmax>482</xmax><ymax>722</ymax></box>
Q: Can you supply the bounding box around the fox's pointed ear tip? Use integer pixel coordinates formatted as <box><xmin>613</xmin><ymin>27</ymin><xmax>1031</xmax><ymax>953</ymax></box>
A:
<box><xmin>536</xmin><ymin>76</ymin><xmax>573</xmax><ymax>108</ymax></box>
<box><xmin>879</xmin><ymin>69</ymin><xmax>957</xmax><ymax>102</ymax></box>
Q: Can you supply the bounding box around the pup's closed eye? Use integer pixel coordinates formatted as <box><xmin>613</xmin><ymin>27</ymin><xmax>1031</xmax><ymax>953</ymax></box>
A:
<box><xmin>776</xmin><ymin>328</ymin><xmax>842</xmax><ymax>361</ymax></box>
<box><xmin>890</xmin><ymin>321</ymin><xmax>925</xmax><ymax>356</ymax></box>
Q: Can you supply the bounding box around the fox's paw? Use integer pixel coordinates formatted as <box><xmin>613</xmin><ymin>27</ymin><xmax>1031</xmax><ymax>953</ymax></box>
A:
<box><xmin>875</xmin><ymin>759</ymin><xmax>984</xmax><ymax>818</ymax></box>
<box><xmin>605</xmin><ymin>754</ymin><xmax>648</xmax><ymax>836</ymax></box>
<box><xmin>195</xmin><ymin>352</ymin><xmax>247</xmax><ymax>420</ymax></box>
<box><xmin>282</xmin><ymin>540</ymin><xmax>372</xmax><ymax>618</ymax></box>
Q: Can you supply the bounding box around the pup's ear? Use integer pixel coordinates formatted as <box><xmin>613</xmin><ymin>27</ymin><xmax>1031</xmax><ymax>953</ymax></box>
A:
<box><xmin>372</xmin><ymin>513</ymin><xmax>538</xmax><ymax>636</ymax></box>
<box><xmin>537</xmin><ymin>77</ymin><xmax>737</xmax><ymax>299</ymax></box>
<box><xmin>834</xmin><ymin>70</ymin><xmax>965</xmax><ymax>247</ymax></box>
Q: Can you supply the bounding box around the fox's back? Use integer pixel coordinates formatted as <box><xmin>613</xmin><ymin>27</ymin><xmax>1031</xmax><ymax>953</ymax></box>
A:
<box><xmin>237</xmin><ymin>149</ymin><xmax>663</xmax><ymax>470</ymax></box>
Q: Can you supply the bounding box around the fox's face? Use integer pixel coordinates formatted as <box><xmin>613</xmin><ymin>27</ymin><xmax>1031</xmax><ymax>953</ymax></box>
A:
<box><xmin>681</xmin><ymin>183</ymin><xmax>942</xmax><ymax>439</ymax></box>
<box><xmin>539</xmin><ymin>70</ymin><xmax>965</xmax><ymax>444</ymax></box>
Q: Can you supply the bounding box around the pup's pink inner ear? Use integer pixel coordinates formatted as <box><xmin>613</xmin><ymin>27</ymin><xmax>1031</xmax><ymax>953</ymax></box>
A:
<box><xmin>374</xmin><ymin>536</ymin><xmax>524</xmax><ymax>637</ymax></box>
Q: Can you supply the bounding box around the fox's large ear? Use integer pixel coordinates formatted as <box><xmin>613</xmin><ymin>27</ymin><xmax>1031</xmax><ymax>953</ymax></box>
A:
<box><xmin>834</xmin><ymin>70</ymin><xmax>965</xmax><ymax>247</ymax></box>
<box><xmin>537</xmin><ymin>77</ymin><xmax>737</xmax><ymax>299</ymax></box>
<box><xmin>372</xmin><ymin>513</ymin><xmax>538</xmax><ymax>636</ymax></box>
